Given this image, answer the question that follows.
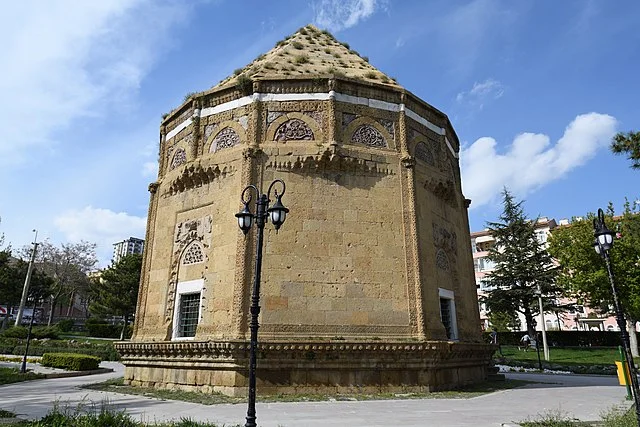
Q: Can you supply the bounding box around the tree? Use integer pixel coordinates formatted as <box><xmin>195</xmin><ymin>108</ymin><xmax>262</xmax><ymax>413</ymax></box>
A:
<box><xmin>89</xmin><ymin>254</ymin><xmax>142</xmax><ymax>340</ymax></box>
<box><xmin>0</xmin><ymin>250</ymin><xmax>23</xmax><ymax>329</ymax></box>
<box><xmin>487</xmin><ymin>310</ymin><xmax>520</xmax><ymax>332</ymax></box>
<box><xmin>25</xmin><ymin>241</ymin><xmax>97</xmax><ymax>325</ymax></box>
<box><xmin>548</xmin><ymin>200</ymin><xmax>640</xmax><ymax>355</ymax></box>
<box><xmin>611</xmin><ymin>131</ymin><xmax>640</xmax><ymax>169</ymax></box>
<box><xmin>481</xmin><ymin>189</ymin><xmax>560</xmax><ymax>336</ymax></box>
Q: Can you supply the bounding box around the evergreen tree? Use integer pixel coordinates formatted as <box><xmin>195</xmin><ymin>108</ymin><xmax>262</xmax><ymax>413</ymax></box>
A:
<box><xmin>482</xmin><ymin>189</ymin><xmax>560</xmax><ymax>336</ymax></box>
<box><xmin>611</xmin><ymin>130</ymin><xmax>640</xmax><ymax>169</ymax></box>
<box><xmin>90</xmin><ymin>254</ymin><xmax>142</xmax><ymax>340</ymax></box>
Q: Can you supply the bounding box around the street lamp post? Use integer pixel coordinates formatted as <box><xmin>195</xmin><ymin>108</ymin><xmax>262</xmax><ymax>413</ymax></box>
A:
<box><xmin>593</xmin><ymin>208</ymin><xmax>640</xmax><ymax>425</ymax></box>
<box><xmin>535</xmin><ymin>282</ymin><xmax>550</xmax><ymax>361</ymax></box>
<box><xmin>235</xmin><ymin>179</ymin><xmax>289</xmax><ymax>427</ymax></box>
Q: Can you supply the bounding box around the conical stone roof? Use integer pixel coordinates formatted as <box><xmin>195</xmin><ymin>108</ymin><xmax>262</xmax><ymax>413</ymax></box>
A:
<box><xmin>213</xmin><ymin>24</ymin><xmax>400</xmax><ymax>90</ymax></box>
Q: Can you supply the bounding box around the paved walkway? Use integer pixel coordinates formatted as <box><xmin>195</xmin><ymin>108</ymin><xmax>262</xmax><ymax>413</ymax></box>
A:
<box><xmin>0</xmin><ymin>362</ymin><xmax>632</xmax><ymax>426</ymax></box>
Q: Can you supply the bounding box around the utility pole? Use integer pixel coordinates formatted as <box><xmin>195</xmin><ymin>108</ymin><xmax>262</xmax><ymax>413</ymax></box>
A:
<box><xmin>536</xmin><ymin>282</ymin><xmax>550</xmax><ymax>361</ymax></box>
<box><xmin>15</xmin><ymin>230</ymin><xmax>38</xmax><ymax>326</ymax></box>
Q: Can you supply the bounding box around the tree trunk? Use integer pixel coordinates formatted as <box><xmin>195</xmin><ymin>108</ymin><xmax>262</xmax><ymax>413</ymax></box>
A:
<box><xmin>523</xmin><ymin>306</ymin><xmax>535</xmax><ymax>337</ymax></box>
<box><xmin>47</xmin><ymin>296</ymin><xmax>57</xmax><ymax>326</ymax></box>
<box><xmin>65</xmin><ymin>291</ymin><xmax>75</xmax><ymax>317</ymax></box>
<box><xmin>555</xmin><ymin>312</ymin><xmax>562</xmax><ymax>331</ymax></box>
<box><xmin>628</xmin><ymin>319</ymin><xmax>639</xmax><ymax>358</ymax></box>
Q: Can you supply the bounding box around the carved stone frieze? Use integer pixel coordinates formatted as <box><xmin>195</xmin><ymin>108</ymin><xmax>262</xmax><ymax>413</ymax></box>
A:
<box><xmin>166</xmin><ymin>163</ymin><xmax>235</xmax><ymax>196</ymax></box>
<box><xmin>351</xmin><ymin>124</ymin><xmax>386</xmax><ymax>148</ymax></box>
<box><xmin>274</xmin><ymin>118</ymin><xmax>314</xmax><ymax>141</ymax></box>
<box><xmin>432</xmin><ymin>222</ymin><xmax>457</xmax><ymax>274</ymax></box>
<box><xmin>265</xmin><ymin>149</ymin><xmax>393</xmax><ymax>176</ymax></box>
<box><xmin>210</xmin><ymin>127</ymin><xmax>240</xmax><ymax>152</ymax></box>
<box><xmin>424</xmin><ymin>178</ymin><xmax>458</xmax><ymax>209</ymax></box>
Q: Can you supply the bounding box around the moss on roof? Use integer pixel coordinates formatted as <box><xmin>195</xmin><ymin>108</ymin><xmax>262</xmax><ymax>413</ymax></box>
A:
<box><xmin>213</xmin><ymin>24</ymin><xmax>399</xmax><ymax>90</ymax></box>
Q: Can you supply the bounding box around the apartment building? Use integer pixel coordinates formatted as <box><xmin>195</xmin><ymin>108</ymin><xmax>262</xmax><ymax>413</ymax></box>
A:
<box><xmin>112</xmin><ymin>237</ymin><xmax>145</xmax><ymax>264</ymax></box>
<box><xmin>471</xmin><ymin>217</ymin><xmax>617</xmax><ymax>332</ymax></box>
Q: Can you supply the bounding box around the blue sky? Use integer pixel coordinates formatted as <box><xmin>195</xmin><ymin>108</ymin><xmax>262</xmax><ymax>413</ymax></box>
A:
<box><xmin>1</xmin><ymin>0</ymin><xmax>638</xmax><ymax>266</ymax></box>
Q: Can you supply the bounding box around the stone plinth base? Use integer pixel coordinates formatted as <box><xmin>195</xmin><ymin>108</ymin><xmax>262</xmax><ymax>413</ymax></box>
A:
<box><xmin>115</xmin><ymin>340</ymin><xmax>495</xmax><ymax>396</ymax></box>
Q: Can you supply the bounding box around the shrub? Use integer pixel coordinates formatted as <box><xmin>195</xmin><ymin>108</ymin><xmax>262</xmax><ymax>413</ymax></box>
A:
<box><xmin>294</xmin><ymin>55</ymin><xmax>309</xmax><ymax>64</ymax></box>
<box><xmin>236</xmin><ymin>74</ymin><xmax>253</xmax><ymax>95</ymax></box>
<box><xmin>86</xmin><ymin>322</ymin><xmax>119</xmax><ymax>338</ymax></box>
<box><xmin>56</xmin><ymin>319</ymin><xmax>75</xmax><ymax>332</ymax></box>
<box><xmin>292</xmin><ymin>41</ymin><xmax>304</xmax><ymax>50</ymax></box>
<box><xmin>1</xmin><ymin>326</ymin><xmax>59</xmax><ymax>339</ymax></box>
<box><xmin>364</xmin><ymin>71</ymin><xmax>378</xmax><ymax>79</ymax></box>
<box><xmin>42</xmin><ymin>353</ymin><xmax>100</xmax><ymax>371</ymax></box>
<box><xmin>13</xmin><ymin>345</ymin><xmax>119</xmax><ymax>361</ymax></box>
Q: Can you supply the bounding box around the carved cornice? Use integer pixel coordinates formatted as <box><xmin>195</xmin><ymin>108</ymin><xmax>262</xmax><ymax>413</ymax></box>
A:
<box><xmin>424</xmin><ymin>178</ymin><xmax>458</xmax><ymax>209</ymax></box>
<box><xmin>265</xmin><ymin>149</ymin><xmax>394</xmax><ymax>176</ymax></box>
<box><xmin>115</xmin><ymin>340</ymin><xmax>494</xmax><ymax>363</ymax></box>
<box><xmin>165</xmin><ymin>162</ymin><xmax>235</xmax><ymax>196</ymax></box>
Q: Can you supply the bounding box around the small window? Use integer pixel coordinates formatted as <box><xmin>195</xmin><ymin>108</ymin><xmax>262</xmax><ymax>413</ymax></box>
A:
<box><xmin>177</xmin><ymin>293</ymin><xmax>200</xmax><ymax>338</ymax></box>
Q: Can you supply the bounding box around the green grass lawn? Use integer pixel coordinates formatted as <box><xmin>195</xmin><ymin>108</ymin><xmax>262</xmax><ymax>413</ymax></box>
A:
<box><xmin>0</xmin><ymin>367</ymin><xmax>44</xmax><ymax>385</ymax></box>
<box><xmin>496</xmin><ymin>345</ymin><xmax>634</xmax><ymax>366</ymax></box>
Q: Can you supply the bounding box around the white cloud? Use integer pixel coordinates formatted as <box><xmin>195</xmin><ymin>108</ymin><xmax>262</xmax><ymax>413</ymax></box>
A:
<box><xmin>313</xmin><ymin>0</ymin><xmax>383</xmax><ymax>32</ymax></box>
<box><xmin>54</xmin><ymin>206</ymin><xmax>146</xmax><ymax>266</ymax></box>
<box><xmin>456</xmin><ymin>78</ymin><xmax>504</xmax><ymax>109</ymax></box>
<box><xmin>461</xmin><ymin>113</ymin><xmax>618</xmax><ymax>208</ymax></box>
<box><xmin>0</xmin><ymin>0</ymin><xmax>188</xmax><ymax>166</ymax></box>
<box><xmin>142</xmin><ymin>161</ymin><xmax>159</xmax><ymax>178</ymax></box>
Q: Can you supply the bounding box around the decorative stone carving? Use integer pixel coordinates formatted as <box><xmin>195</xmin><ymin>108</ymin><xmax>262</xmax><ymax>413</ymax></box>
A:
<box><xmin>342</xmin><ymin>113</ymin><xmax>357</xmax><ymax>127</ymax></box>
<box><xmin>182</xmin><ymin>242</ymin><xmax>204</xmax><ymax>265</ymax></box>
<box><xmin>424</xmin><ymin>178</ymin><xmax>458</xmax><ymax>209</ymax></box>
<box><xmin>415</xmin><ymin>142</ymin><xmax>434</xmax><ymax>166</ymax></box>
<box><xmin>204</xmin><ymin>124</ymin><xmax>217</xmax><ymax>139</ymax></box>
<box><xmin>210</xmin><ymin>127</ymin><xmax>240</xmax><ymax>152</ymax></box>
<box><xmin>237</xmin><ymin>115</ymin><xmax>249</xmax><ymax>130</ymax></box>
<box><xmin>305</xmin><ymin>111</ymin><xmax>323</xmax><ymax>127</ymax></box>
<box><xmin>265</xmin><ymin>149</ymin><xmax>393</xmax><ymax>176</ymax></box>
<box><xmin>167</xmin><ymin>162</ymin><xmax>234</xmax><ymax>195</ymax></box>
<box><xmin>165</xmin><ymin>215</ymin><xmax>212</xmax><ymax>322</ymax></box>
<box><xmin>275</xmin><ymin>119</ymin><xmax>314</xmax><ymax>141</ymax></box>
<box><xmin>351</xmin><ymin>125</ymin><xmax>386</xmax><ymax>148</ymax></box>
<box><xmin>435</xmin><ymin>249</ymin><xmax>450</xmax><ymax>271</ymax></box>
<box><xmin>170</xmin><ymin>148</ymin><xmax>187</xmax><ymax>169</ymax></box>
<box><xmin>267</xmin><ymin>111</ymin><xmax>285</xmax><ymax>125</ymax></box>
<box><xmin>378</xmin><ymin>119</ymin><xmax>394</xmax><ymax>138</ymax></box>
<box><xmin>432</xmin><ymin>223</ymin><xmax>457</xmax><ymax>256</ymax></box>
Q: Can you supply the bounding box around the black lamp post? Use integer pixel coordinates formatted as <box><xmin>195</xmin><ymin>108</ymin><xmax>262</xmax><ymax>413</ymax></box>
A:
<box><xmin>593</xmin><ymin>208</ymin><xmax>640</xmax><ymax>424</ymax></box>
<box><xmin>236</xmin><ymin>179</ymin><xmax>289</xmax><ymax>427</ymax></box>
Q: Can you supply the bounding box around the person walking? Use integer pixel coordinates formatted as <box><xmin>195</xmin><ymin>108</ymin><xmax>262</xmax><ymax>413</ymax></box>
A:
<box><xmin>520</xmin><ymin>333</ymin><xmax>531</xmax><ymax>351</ymax></box>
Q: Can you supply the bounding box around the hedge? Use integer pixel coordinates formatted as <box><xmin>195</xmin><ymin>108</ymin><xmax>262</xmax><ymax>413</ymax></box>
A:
<box><xmin>41</xmin><ymin>353</ymin><xmax>100</xmax><ymax>371</ymax></box>
<box><xmin>0</xmin><ymin>326</ymin><xmax>60</xmax><ymax>339</ymax></box>
<box><xmin>483</xmin><ymin>330</ymin><xmax>622</xmax><ymax>347</ymax></box>
<box><xmin>0</xmin><ymin>337</ymin><xmax>120</xmax><ymax>361</ymax></box>
<box><xmin>12</xmin><ymin>345</ymin><xmax>119</xmax><ymax>361</ymax></box>
<box><xmin>85</xmin><ymin>322</ymin><xmax>132</xmax><ymax>339</ymax></box>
